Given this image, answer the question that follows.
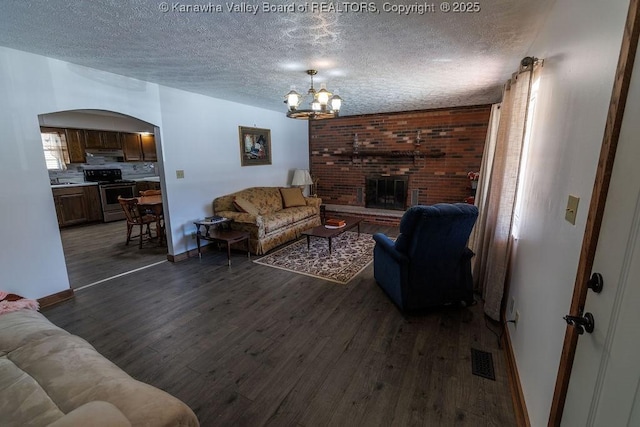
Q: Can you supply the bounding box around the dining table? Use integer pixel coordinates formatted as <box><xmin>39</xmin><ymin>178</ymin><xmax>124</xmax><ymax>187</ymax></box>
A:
<box><xmin>137</xmin><ymin>195</ymin><xmax>164</xmax><ymax>245</ymax></box>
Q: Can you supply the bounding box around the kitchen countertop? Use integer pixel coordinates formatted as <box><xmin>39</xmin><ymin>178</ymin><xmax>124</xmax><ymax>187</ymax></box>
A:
<box><xmin>131</xmin><ymin>176</ymin><xmax>160</xmax><ymax>182</ymax></box>
<box><xmin>50</xmin><ymin>176</ymin><xmax>160</xmax><ymax>188</ymax></box>
<box><xmin>51</xmin><ymin>182</ymin><xmax>99</xmax><ymax>188</ymax></box>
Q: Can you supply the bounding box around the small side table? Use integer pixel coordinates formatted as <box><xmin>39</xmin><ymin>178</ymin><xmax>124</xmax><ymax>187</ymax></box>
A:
<box><xmin>194</xmin><ymin>219</ymin><xmax>250</xmax><ymax>266</ymax></box>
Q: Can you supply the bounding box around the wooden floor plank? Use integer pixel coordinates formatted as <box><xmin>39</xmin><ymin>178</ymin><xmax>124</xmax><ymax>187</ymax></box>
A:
<box><xmin>43</xmin><ymin>221</ymin><xmax>517</xmax><ymax>427</ymax></box>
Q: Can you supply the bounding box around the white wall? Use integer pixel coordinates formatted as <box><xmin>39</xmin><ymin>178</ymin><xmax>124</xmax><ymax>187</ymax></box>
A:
<box><xmin>157</xmin><ymin>85</ymin><xmax>308</xmax><ymax>255</ymax></box>
<box><xmin>0</xmin><ymin>46</ymin><xmax>308</xmax><ymax>299</ymax></box>
<box><xmin>505</xmin><ymin>0</ymin><xmax>629</xmax><ymax>425</ymax></box>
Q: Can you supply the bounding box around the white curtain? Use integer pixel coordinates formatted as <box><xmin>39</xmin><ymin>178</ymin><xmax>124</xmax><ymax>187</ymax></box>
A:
<box><xmin>470</xmin><ymin>62</ymin><xmax>539</xmax><ymax>321</ymax></box>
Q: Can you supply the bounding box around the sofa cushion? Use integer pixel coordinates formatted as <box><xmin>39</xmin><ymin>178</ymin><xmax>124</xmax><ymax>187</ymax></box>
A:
<box><xmin>280</xmin><ymin>188</ymin><xmax>306</xmax><ymax>208</ymax></box>
<box><xmin>233</xmin><ymin>197</ymin><xmax>260</xmax><ymax>216</ymax></box>
<box><xmin>263</xmin><ymin>211</ymin><xmax>295</xmax><ymax>234</ymax></box>
<box><xmin>47</xmin><ymin>401</ymin><xmax>131</xmax><ymax>427</ymax></box>
<box><xmin>236</xmin><ymin>187</ymin><xmax>283</xmax><ymax>214</ymax></box>
<box><xmin>288</xmin><ymin>206</ymin><xmax>317</xmax><ymax>223</ymax></box>
<box><xmin>0</xmin><ymin>310</ymin><xmax>199</xmax><ymax>427</ymax></box>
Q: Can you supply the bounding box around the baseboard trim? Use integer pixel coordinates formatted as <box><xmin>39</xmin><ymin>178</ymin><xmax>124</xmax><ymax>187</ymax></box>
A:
<box><xmin>38</xmin><ymin>288</ymin><xmax>75</xmax><ymax>309</ymax></box>
<box><xmin>167</xmin><ymin>245</ymin><xmax>213</xmax><ymax>262</ymax></box>
<box><xmin>503</xmin><ymin>324</ymin><xmax>530</xmax><ymax>427</ymax></box>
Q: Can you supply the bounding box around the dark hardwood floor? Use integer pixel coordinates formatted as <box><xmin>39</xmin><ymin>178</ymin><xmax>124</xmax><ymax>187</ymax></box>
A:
<box><xmin>44</xmin><ymin>223</ymin><xmax>516</xmax><ymax>426</ymax></box>
<box><xmin>60</xmin><ymin>220</ymin><xmax>167</xmax><ymax>289</ymax></box>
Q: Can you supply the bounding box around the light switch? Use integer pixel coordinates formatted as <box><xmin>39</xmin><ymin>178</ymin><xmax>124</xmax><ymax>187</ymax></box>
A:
<box><xmin>565</xmin><ymin>195</ymin><xmax>579</xmax><ymax>225</ymax></box>
<box><xmin>176</xmin><ymin>170</ymin><xmax>185</xmax><ymax>179</ymax></box>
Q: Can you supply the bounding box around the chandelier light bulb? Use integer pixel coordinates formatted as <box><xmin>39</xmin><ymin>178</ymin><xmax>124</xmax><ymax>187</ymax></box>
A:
<box><xmin>284</xmin><ymin>69</ymin><xmax>343</xmax><ymax>119</ymax></box>
<box><xmin>285</xmin><ymin>87</ymin><xmax>301</xmax><ymax>111</ymax></box>
<box><xmin>330</xmin><ymin>94</ymin><xmax>342</xmax><ymax>112</ymax></box>
<box><xmin>316</xmin><ymin>83</ymin><xmax>331</xmax><ymax>106</ymax></box>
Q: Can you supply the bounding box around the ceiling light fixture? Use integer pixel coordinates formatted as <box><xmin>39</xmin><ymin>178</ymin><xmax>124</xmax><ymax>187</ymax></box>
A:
<box><xmin>284</xmin><ymin>69</ymin><xmax>342</xmax><ymax>120</ymax></box>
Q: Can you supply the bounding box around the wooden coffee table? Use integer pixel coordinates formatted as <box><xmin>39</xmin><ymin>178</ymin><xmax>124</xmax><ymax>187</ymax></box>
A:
<box><xmin>301</xmin><ymin>216</ymin><xmax>363</xmax><ymax>254</ymax></box>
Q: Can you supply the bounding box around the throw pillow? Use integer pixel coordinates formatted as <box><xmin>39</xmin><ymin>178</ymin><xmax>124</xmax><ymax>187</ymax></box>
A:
<box><xmin>280</xmin><ymin>187</ymin><xmax>306</xmax><ymax>208</ymax></box>
<box><xmin>233</xmin><ymin>197</ymin><xmax>260</xmax><ymax>215</ymax></box>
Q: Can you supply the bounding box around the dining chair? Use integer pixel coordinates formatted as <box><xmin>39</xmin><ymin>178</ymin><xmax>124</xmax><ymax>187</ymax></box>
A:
<box><xmin>137</xmin><ymin>193</ymin><xmax>164</xmax><ymax>245</ymax></box>
<box><xmin>117</xmin><ymin>196</ymin><xmax>156</xmax><ymax>248</ymax></box>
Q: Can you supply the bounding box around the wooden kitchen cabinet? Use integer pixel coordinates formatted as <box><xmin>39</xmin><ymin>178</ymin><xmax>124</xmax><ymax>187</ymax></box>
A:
<box><xmin>136</xmin><ymin>180</ymin><xmax>161</xmax><ymax>194</ymax></box>
<box><xmin>122</xmin><ymin>133</ymin><xmax>143</xmax><ymax>161</ymax></box>
<box><xmin>140</xmin><ymin>134</ymin><xmax>157</xmax><ymax>161</ymax></box>
<box><xmin>85</xmin><ymin>130</ymin><xmax>121</xmax><ymax>149</ymax></box>
<box><xmin>84</xmin><ymin>130</ymin><xmax>102</xmax><ymax>149</ymax></box>
<box><xmin>83</xmin><ymin>185</ymin><xmax>103</xmax><ymax>222</ymax></box>
<box><xmin>52</xmin><ymin>185</ymin><xmax>102</xmax><ymax>227</ymax></box>
<box><xmin>102</xmin><ymin>131</ymin><xmax>121</xmax><ymax>148</ymax></box>
<box><xmin>122</xmin><ymin>133</ymin><xmax>157</xmax><ymax>161</ymax></box>
<box><xmin>52</xmin><ymin>187</ymin><xmax>88</xmax><ymax>227</ymax></box>
<box><xmin>64</xmin><ymin>128</ymin><xmax>86</xmax><ymax>163</ymax></box>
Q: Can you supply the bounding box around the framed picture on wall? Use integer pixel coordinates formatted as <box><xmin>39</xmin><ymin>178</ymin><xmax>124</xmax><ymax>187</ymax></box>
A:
<box><xmin>239</xmin><ymin>126</ymin><xmax>271</xmax><ymax>166</ymax></box>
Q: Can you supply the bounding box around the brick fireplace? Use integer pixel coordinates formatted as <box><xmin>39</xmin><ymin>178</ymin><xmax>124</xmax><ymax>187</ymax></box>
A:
<box><xmin>309</xmin><ymin>104</ymin><xmax>490</xmax><ymax>222</ymax></box>
<box><xmin>366</xmin><ymin>175</ymin><xmax>408</xmax><ymax>210</ymax></box>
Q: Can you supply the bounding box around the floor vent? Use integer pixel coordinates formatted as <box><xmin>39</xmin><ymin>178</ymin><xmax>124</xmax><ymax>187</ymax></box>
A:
<box><xmin>471</xmin><ymin>348</ymin><xmax>495</xmax><ymax>381</ymax></box>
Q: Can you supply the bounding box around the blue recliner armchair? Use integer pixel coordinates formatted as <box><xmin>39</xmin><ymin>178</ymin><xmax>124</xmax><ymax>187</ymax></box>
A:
<box><xmin>373</xmin><ymin>203</ymin><xmax>479</xmax><ymax>312</ymax></box>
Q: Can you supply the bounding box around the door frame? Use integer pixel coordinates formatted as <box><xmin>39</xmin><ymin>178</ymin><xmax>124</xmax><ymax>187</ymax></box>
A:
<box><xmin>548</xmin><ymin>0</ymin><xmax>640</xmax><ymax>424</ymax></box>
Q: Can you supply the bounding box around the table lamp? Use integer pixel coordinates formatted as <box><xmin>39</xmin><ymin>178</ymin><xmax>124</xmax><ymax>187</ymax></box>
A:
<box><xmin>291</xmin><ymin>169</ymin><xmax>314</xmax><ymax>196</ymax></box>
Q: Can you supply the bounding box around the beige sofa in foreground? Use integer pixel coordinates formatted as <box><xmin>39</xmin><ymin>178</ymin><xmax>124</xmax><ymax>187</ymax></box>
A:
<box><xmin>213</xmin><ymin>186</ymin><xmax>322</xmax><ymax>255</ymax></box>
<box><xmin>0</xmin><ymin>309</ymin><xmax>199</xmax><ymax>427</ymax></box>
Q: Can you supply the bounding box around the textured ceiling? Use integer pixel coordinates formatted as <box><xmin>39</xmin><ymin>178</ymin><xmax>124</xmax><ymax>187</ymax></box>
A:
<box><xmin>0</xmin><ymin>0</ymin><xmax>554</xmax><ymax>116</ymax></box>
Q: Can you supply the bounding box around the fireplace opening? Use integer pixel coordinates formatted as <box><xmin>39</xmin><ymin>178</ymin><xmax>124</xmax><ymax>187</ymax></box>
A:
<box><xmin>366</xmin><ymin>176</ymin><xmax>408</xmax><ymax>210</ymax></box>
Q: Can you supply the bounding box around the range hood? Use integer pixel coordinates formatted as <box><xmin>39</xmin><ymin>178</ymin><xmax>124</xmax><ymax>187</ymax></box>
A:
<box><xmin>85</xmin><ymin>148</ymin><xmax>125</xmax><ymax>157</ymax></box>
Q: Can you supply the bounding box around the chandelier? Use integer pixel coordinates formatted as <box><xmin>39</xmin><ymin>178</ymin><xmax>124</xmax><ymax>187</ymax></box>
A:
<box><xmin>284</xmin><ymin>70</ymin><xmax>343</xmax><ymax>120</ymax></box>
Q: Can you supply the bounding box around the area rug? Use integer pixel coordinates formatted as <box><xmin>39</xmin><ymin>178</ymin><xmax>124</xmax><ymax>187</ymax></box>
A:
<box><xmin>253</xmin><ymin>231</ymin><xmax>375</xmax><ymax>284</ymax></box>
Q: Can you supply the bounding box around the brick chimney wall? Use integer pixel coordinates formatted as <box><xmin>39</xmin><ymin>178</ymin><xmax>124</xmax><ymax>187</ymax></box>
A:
<box><xmin>309</xmin><ymin>105</ymin><xmax>491</xmax><ymax>207</ymax></box>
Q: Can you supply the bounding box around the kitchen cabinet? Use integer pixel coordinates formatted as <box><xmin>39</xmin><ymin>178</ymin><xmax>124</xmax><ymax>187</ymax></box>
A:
<box><xmin>140</xmin><ymin>134</ymin><xmax>157</xmax><ymax>161</ymax></box>
<box><xmin>52</xmin><ymin>187</ymin><xmax>88</xmax><ymax>227</ymax></box>
<box><xmin>64</xmin><ymin>128</ymin><xmax>86</xmax><ymax>163</ymax></box>
<box><xmin>136</xmin><ymin>180</ymin><xmax>161</xmax><ymax>194</ymax></box>
<box><xmin>122</xmin><ymin>133</ymin><xmax>157</xmax><ymax>161</ymax></box>
<box><xmin>84</xmin><ymin>130</ymin><xmax>121</xmax><ymax>149</ymax></box>
<box><xmin>83</xmin><ymin>185</ymin><xmax>103</xmax><ymax>222</ymax></box>
<box><xmin>122</xmin><ymin>133</ymin><xmax>143</xmax><ymax>161</ymax></box>
<box><xmin>52</xmin><ymin>185</ymin><xmax>102</xmax><ymax>227</ymax></box>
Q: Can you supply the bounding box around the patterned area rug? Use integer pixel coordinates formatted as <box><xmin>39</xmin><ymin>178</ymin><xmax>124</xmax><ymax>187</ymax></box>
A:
<box><xmin>254</xmin><ymin>231</ymin><xmax>375</xmax><ymax>284</ymax></box>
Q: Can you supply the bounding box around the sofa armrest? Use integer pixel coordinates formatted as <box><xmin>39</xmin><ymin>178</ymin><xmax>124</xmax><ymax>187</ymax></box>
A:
<box><xmin>304</xmin><ymin>197</ymin><xmax>322</xmax><ymax>209</ymax></box>
<box><xmin>48</xmin><ymin>401</ymin><xmax>131</xmax><ymax>427</ymax></box>
<box><xmin>216</xmin><ymin>210</ymin><xmax>263</xmax><ymax>227</ymax></box>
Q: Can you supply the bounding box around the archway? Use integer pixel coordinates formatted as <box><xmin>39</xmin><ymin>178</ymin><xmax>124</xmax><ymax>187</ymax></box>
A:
<box><xmin>39</xmin><ymin>109</ymin><xmax>167</xmax><ymax>290</ymax></box>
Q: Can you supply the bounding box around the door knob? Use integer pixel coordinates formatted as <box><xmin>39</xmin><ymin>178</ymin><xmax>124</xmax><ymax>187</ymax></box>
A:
<box><xmin>563</xmin><ymin>312</ymin><xmax>595</xmax><ymax>335</ymax></box>
<box><xmin>587</xmin><ymin>272</ymin><xmax>604</xmax><ymax>293</ymax></box>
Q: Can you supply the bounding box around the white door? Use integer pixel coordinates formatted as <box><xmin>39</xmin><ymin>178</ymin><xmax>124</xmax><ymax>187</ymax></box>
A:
<box><xmin>561</xmin><ymin>45</ymin><xmax>640</xmax><ymax>425</ymax></box>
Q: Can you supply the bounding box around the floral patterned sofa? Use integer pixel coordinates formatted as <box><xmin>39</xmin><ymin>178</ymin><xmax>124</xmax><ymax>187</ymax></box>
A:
<box><xmin>213</xmin><ymin>187</ymin><xmax>322</xmax><ymax>255</ymax></box>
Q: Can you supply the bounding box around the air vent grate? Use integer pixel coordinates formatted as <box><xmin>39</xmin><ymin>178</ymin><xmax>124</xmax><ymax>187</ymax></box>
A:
<box><xmin>471</xmin><ymin>348</ymin><xmax>495</xmax><ymax>381</ymax></box>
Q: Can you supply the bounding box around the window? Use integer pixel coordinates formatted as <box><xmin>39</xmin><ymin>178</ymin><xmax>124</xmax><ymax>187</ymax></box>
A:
<box><xmin>41</xmin><ymin>131</ymin><xmax>69</xmax><ymax>170</ymax></box>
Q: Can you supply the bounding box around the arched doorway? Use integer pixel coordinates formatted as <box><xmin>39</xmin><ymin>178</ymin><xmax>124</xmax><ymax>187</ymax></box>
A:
<box><xmin>39</xmin><ymin>109</ymin><xmax>167</xmax><ymax>289</ymax></box>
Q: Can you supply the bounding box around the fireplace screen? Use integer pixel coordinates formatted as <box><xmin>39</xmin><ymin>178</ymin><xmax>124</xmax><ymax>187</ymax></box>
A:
<box><xmin>366</xmin><ymin>176</ymin><xmax>408</xmax><ymax>210</ymax></box>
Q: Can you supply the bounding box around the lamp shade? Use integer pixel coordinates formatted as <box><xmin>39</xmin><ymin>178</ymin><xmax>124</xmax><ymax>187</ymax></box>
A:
<box><xmin>291</xmin><ymin>169</ymin><xmax>313</xmax><ymax>186</ymax></box>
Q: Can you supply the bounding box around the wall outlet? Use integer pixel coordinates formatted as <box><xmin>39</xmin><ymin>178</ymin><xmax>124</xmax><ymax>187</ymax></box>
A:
<box><xmin>176</xmin><ymin>169</ymin><xmax>185</xmax><ymax>179</ymax></box>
